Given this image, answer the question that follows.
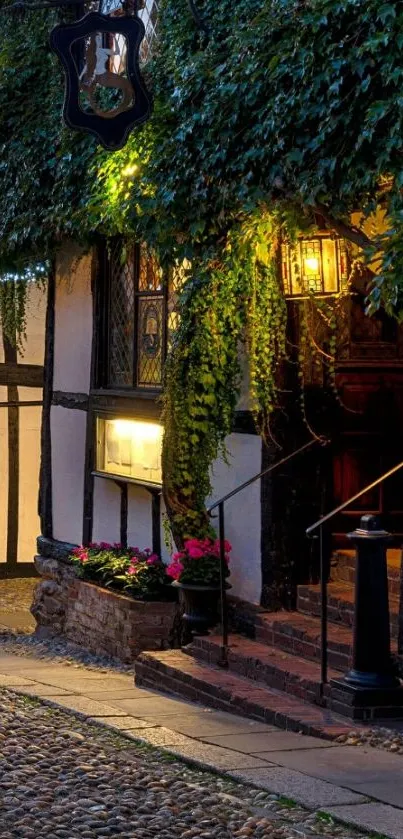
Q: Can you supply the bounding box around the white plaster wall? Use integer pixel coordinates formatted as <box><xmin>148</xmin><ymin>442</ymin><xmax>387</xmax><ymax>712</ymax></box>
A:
<box><xmin>0</xmin><ymin>387</ymin><xmax>8</xmax><ymax>563</ymax></box>
<box><xmin>17</xmin><ymin>282</ymin><xmax>46</xmax><ymax>365</ymax></box>
<box><xmin>207</xmin><ymin>433</ymin><xmax>262</xmax><ymax>604</ymax></box>
<box><xmin>92</xmin><ymin>477</ymin><xmax>121</xmax><ymax>545</ymax></box>
<box><xmin>54</xmin><ymin>246</ymin><xmax>93</xmax><ymax>395</ymax></box>
<box><xmin>51</xmin><ymin>406</ymin><xmax>86</xmax><ymax>545</ymax></box>
<box><xmin>127</xmin><ymin>485</ymin><xmax>153</xmax><ymax>550</ymax></box>
<box><xmin>18</xmin><ymin>395</ymin><xmax>42</xmax><ymax>563</ymax></box>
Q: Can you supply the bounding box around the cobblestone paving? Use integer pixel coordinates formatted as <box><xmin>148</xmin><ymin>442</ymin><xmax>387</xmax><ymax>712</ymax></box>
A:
<box><xmin>0</xmin><ymin>690</ymin><xmax>368</xmax><ymax>839</ymax></box>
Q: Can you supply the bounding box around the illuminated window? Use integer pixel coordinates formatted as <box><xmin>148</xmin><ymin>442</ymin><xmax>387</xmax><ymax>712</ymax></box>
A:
<box><xmin>96</xmin><ymin>417</ymin><xmax>163</xmax><ymax>485</ymax></box>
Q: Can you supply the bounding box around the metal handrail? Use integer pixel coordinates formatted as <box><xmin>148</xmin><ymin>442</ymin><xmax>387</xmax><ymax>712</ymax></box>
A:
<box><xmin>209</xmin><ymin>437</ymin><xmax>322</xmax><ymax>667</ymax></box>
<box><xmin>306</xmin><ymin>458</ymin><xmax>403</xmax><ymax>697</ymax></box>
<box><xmin>208</xmin><ymin>439</ymin><xmax>319</xmax><ymax>513</ymax></box>
<box><xmin>306</xmin><ymin>459</ymin><xmax>403</xmax><ymax>536</ymax></box>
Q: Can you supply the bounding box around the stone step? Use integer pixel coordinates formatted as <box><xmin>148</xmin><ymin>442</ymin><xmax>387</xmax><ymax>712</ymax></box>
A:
<box><xmin>297</xmin><ymin>581</ymin><xmax>400</xmax><ymax>639</ymax></box>
<box><xmin>187</xmin><ymin>634</ymin><xmax>340</xmax><ymax>704</ymax></box>
<box><xmin>135</xmin><ymin>649</ymin><xmax>363</xmax><ymax>739</ymax></box>
<box><xmin>255</xmin><ymin>610</ymin><xmax>399</xmax><ymax>672</ymax></box>
<box><xmin>332</xmin><ymin>549</ymin><xmax>401</xmax><ymax>598</ymax></box>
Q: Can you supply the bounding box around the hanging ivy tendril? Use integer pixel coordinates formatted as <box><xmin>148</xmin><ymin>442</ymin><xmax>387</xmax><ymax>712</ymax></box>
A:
<box><xmin>0</xmin><ymin>280</ymin><xmax>28</xmax><ymax>351</ymax></box>
<box><xmin>162</xmin><ymin>210</ymin><xmax>288</xmax><ymax>544</ymax></box>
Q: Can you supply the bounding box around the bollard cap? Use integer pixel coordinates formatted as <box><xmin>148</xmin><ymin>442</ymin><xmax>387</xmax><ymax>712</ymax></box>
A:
<box><xmin>347</xmin><ymin>514</ymin><xmax>391</xmax><ymax>542</ymax></box>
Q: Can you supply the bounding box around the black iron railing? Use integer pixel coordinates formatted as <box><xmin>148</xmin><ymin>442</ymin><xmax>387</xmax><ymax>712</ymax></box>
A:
<box><xmin>208</xmin><ymin>438</ymin><xmax>320</xmax><ymax>666</ymax></box>
<box><xmin>306</xmin><ymin>459</ymin><xmax>403</xmax><ymax>697</ymax></box>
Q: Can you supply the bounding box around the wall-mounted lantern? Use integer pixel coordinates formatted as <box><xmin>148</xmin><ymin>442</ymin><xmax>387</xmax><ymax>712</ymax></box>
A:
<box><xmin>50</xmin><ymin>9</ymin><xmax>152</xmax><ymax>150</ymax></box>
<box><xmin>281</xmin><ymin>232</ymin><xmax>349</xmax><ymax>298</ymax></box>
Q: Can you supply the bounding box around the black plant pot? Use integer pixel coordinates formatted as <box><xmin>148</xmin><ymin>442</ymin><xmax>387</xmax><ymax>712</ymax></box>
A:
<box><xmin>172</xmin><ymin>581</ymin><xmax>222</xmax><ymax>640</ymax></box>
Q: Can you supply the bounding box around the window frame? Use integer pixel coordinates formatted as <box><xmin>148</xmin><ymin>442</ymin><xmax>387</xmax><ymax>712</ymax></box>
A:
<box><xmin>94</xmin><ymin>238</ymin><xmax>168</xmax><ymax>395</ymax></box>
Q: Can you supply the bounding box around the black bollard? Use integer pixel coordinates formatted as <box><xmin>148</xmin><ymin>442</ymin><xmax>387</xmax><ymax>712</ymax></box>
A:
<box><xmin>330</xmin><ymin>515</ymin><xmax>403</xmax><ymax>720</ymax></box>
<box><xmin>345</xmin><ymin>515</ymin><xmax>399</xmax><ymax>689</ymax></box>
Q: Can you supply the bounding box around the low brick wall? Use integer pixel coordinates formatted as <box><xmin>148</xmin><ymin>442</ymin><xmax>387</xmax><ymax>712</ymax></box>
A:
<box><xmin>31</xmin><ymin>556</ymin><xmax>179</xmax><ymax>663</ymax></box>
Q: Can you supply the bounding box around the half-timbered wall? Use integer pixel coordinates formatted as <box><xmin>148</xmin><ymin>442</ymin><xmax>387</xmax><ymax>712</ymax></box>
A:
<box><xmin>0</xmin><ymin>282</ymin><xmax>46</xmax><ymax>571</ymax></box>
<box><xmin>46</xmin><ymin>244</ymin><xmax>264</xmax><ymax>604</ymax></box>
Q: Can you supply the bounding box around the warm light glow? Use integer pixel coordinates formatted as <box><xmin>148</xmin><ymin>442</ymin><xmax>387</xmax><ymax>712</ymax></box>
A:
<box><xmin>112</xmin><ymin>419</ymin><xmax>162</xmax><ymax>442</ymax></box>
<box><xmin>122</xmin><ymin>164</ymin><xmax>138</xmax><ymax>176</ymax></box>
<box><xmin>303</xmin><ymin>257</ymin><xmax>319</xmax><ymax>275</ymax></box>
<box><xmin>281</xmin><ymin>233</ymin><xmax>348</xmax><ymax>298</ymax></box>
<box><xmin>96</xmin><ymin>417</ymin><xmax>163</xmax><ymax>484</ymax></box>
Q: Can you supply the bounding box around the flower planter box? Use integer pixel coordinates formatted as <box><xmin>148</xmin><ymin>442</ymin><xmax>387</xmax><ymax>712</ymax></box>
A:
<box><xmin>31</xmin><ymin>555</ymin><xmax>180</xmax><ymax>663</ymax></box>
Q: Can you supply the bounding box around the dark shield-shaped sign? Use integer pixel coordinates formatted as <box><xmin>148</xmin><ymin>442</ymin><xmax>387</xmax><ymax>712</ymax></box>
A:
<box><xmin>50</xmin><ymin>12</ymin><xmax>152</xmax><ymax>150</ymax></box>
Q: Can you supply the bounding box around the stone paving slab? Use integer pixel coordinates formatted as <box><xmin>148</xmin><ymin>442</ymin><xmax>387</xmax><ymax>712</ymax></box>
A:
<box><xmin>202</xmin><ymin>731</ymin><xmax>338</xmax><ymax>754</ymax></box>
<box><xmin>156</xmin><ymin>740</ymin><xmax>273</xmax><ymax>771</ymax></box>
<box><xmin>164</xmin><ymin>711</ymin><xmax>276</xmax><ymax>737</ymax></box>
<box><xmin>258</xmin><ymin>744</ymin><xmax>403</xmax><ymax>794</ymax></box>
<box><xmin>349</xmin><ymin>779</ymin><xmax>403</xmax><ymax>809</ymax></box>
<box><xmin>81</xmin><ymin>688</ymin><xmax>157</xmax><ymax>700</ymax></box>
<box><xmin>12</xmin><ymin>684</ymin><xmax>77</xmax><ymax>697</ymax></box>
<box><xmin>326</xmin><ymin>802</ymin><xmax>403</xmax><ymax>839</ymax></box>
<box><xmin>229</xmin><ymin>767</ymin><xmax>370</xmax><ymax>809</ymax></box>
<box><xmin>110</xmin><ymin>694</ymin><xmax>204</xmax><ymax>716</ymax></box>
<box><xmin>91</xmin><ymin>715</ymin><xmax>158</xmax><ymax>730</ymax></box>
<box><xmin>0</xmin><ymin>673</ymin><xmax>36</xmax><ymax>687</ymax></box>
<box><xmin>48</xmin><ymin>695</ymin><xmax>130</xmax><ymax>717</ymax></box>
<box><xmin>122</xmin><ymin>725</ymin><xmax>200</xmax><ymax>748</ymax></box>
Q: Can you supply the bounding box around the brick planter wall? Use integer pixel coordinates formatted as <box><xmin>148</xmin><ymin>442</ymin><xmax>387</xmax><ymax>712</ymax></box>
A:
<box><xmin>31</xmin><ymin>556</ymin><xmax>179</xmax><ymax>663</ymax></box>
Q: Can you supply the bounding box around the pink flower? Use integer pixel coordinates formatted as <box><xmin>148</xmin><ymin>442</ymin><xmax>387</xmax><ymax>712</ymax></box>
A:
<box><xmin>172</xmin><ymin>551</ymin><xmax>185</xmax><ymax>562</ymax></box>
<box><xmin>166</xmin><ymin>560</ymin><xmax>184</xmax><ymax>580</ymax></box>
<box><xmin>187</xmin><ymin>546</ymin><xmax>205</xmax><ymax>559</ymax></box>
<box><xmin>147</xmin><ymin>555</ymin><xmax>160</xmax><ymax>565</ymax></box>
<box><xmin>100</xmin><ymin>542</ymin><xmax>113</xmax><ymax>549</ymax></box>
<box><xmin>127</xmin><ymin>566</ymin><xmax>137</xmax><ymax>576</ymax></box>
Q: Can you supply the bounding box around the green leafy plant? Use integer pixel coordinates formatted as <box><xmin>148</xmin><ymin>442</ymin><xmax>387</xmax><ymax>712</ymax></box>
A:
<box><xmin>70</xmin><ymin>542</ymin><xmax>172</xmax><ymax>600</ymax></box>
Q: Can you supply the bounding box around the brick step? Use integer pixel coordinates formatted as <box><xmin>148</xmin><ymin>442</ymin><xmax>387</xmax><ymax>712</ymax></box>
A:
<box><xmin>135</xmin><ymin>649</ymin><xmax>364</xmax><ymax>739</ymax></box>
<box><xmin>187</xmin><ymin>634</ymin><xmax>340</xmax><ymax>704</ymax></box>
<box><xmin>332</xmin><ymin>549</ymin><xmax>401</xmax><ymax>598</ymax></box>
<box><xmin>255</xmin><ymin>610</ymin><xmax>399</xmax><ymax>672</ymax></box>
<box><xmin>297</xmin><ymin>581</ymin><xmax>400</xmax><ymax>639</ymax></box>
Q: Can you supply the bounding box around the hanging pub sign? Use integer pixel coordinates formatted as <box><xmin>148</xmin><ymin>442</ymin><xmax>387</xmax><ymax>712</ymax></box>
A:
<box><xmin>50</xmin><ymin>10</ymin><xmax>152</xmax><ymax>150</ymax></box>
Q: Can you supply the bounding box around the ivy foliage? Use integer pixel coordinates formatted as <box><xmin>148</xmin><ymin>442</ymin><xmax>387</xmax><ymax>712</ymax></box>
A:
<box><xmin>2</xmin><ymin>0</ymin><xmax>403</xmax><ymax>539</ymax></box>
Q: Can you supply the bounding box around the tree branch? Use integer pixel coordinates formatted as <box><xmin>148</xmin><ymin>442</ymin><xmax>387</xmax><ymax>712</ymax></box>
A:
<box><xmin>313</xmin><ymin>202</ymin><xmax>374</xmax><ymax>251</ymax></box>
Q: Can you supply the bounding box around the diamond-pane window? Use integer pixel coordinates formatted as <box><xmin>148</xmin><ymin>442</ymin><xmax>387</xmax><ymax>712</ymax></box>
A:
<box><xmin>109</xmin><ymin>242</ymin><xmax>135</xmax><ymax>387</ymax></box>
<box><xmin>102</xmin><ymin>240</ymin><xmax>167</xmax><ymax>390</ymax></box>
<box><xmin>139</xmin><ymin>0</ymin><xmax>159</xmax><ymax>64</ymax></box>
<box><xmin>99</xmin><ymin>0</ymin><xmax>159</xmax><ymax>65</ymax></box>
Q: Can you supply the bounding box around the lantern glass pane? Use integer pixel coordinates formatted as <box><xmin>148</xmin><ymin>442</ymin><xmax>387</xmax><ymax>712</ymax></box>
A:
<box><xmin>301</xmin><ymin>239</ymin><xmax>322</xmax><ymax>293</ymax></box>
<box><xmin>75</xmin><ymin>31</ymin><xmax>134</xmax><ymax>118</ymax></box>
<box><xmin>321</xmin><ymin>238</ymin><xmax>338</xmax><ymax>293</ymax></box>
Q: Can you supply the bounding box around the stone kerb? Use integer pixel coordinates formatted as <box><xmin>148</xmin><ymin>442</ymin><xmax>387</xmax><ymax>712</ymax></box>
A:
<box><xmin>31</xmin><ymin>556</ymin><xmax>179</xmax><ymax>663</ymax></box>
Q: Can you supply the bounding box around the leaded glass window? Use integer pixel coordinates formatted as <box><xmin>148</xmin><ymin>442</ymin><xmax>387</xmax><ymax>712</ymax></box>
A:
<box><xmin>99</xmin><ymin>0</ymin><xmax>159</xmax><ymax>65</ymax></box>
<box><xmin>109</xmin><ymin>240</ymin><xmax>135</xmax><ymax>387</ymax></box>
<box><xmin>136</xmin><ymin>243</ymin><xmax>164</xmax><ymax>388</ymax></box>
<box><xmin>103</xmin><ymin>240</ymin><xmax>166</xmax><ymax>390</ymax></box>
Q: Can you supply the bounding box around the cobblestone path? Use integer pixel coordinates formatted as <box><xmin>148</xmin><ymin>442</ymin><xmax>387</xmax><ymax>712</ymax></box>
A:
<box><xmin>0</xmin><ymin>689</ymin><xmax>367</xmax><ymax>839</ymax></box>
